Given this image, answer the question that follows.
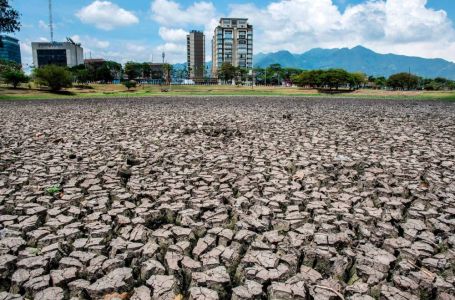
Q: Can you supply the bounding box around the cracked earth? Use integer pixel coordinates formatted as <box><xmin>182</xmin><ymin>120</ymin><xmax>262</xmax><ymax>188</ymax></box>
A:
<box><xmin>0</xmin><ymin>97</ymin><xmax>454</xmax><ymax>300</ymax></box>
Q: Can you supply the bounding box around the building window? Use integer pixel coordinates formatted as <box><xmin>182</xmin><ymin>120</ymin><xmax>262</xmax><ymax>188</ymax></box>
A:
<box><xmin>37</xmin><ymin>49</ymin><xmax>67</xmax><ymax>67</ymax></box>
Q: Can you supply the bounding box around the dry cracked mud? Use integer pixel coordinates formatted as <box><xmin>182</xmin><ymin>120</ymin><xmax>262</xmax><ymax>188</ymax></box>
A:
<box><xmin>0</xmin><ymin>96</ymin><xmax>454</xmax><ymax>300</ymax></box>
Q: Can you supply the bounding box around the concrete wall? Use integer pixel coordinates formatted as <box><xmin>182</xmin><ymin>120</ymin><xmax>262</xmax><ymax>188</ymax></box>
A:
<box><xmin>32</xmin><ymin>42</ymin><xmax>84</xmax><ymax>67</ymax></box>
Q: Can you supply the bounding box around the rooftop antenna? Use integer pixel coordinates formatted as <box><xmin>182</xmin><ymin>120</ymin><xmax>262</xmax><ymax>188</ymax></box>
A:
<box><xmin>49</xmin><ymin>0</ymin><xmax>54</xmax><ymax>42</ymax></box>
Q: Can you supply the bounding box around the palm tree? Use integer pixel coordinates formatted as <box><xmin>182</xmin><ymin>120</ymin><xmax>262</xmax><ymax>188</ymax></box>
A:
<box><xmin>162</xmin><ymin>63</ymin><xmax>173</xmax><ymax>85</ymax></box>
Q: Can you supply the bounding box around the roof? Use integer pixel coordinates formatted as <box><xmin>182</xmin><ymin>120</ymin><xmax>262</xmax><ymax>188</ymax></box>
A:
<box><xmin>220</xmin><ymin>18</ymin><xmax>248</xmax><ymax>21</ymax></box>
<box><xmin>0</xmin><ymin>35</ymin><xmax>19</xmax><ymax>42</ymax></box>
<box><xmin>84</xmin><ymin>59</ymin><xmax>105</xmax><ymax>63</ymax></box>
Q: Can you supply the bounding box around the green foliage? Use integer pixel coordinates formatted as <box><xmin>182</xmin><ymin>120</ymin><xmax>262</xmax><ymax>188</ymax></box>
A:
<box><xmin>387</xmin><ymin>72</ymin><xmax>419</xmax><ymax>90</ymax></box>
<box><xmin>142</xmin><ymin>63</ymin><xmax>152</xmax><ymax>78</ymax></box>
<box><xmin>218</xmin><ymin>63</ymin><xmax>237</xmax><ymax>81</ymax></box>
<box><xmin>46</xmin><ymin>185</ymin><xmax>61</xmax><ymax>196</ymax></box>
<box><xmin>0</xmin><ymin>58</ymin><xmax>20</xmax><ymax>72</ymax></box>
<box><xmin>292</xmin><ymin>69</ymin><xmax>362</xmax><ymax>90</ymax></box>
<box><xmin>98</xmin><ymin>61</ymin><xmax>122</xmax><ymax>82</ymax></box>
<box><xmin>349</xmin><ymin>72</ymin><xmax>367</xmax><ymax>89</ymax></box>
<box><xmin>255</xmin><ymin>65</ymin><xmax>303</xmax><ymax>85</ymax></box>
<box><xmin>422</xmin><ymin>77</ymin><xmax>455</xmax><ymax>91</ymax></box>
<box><xmin>372</xmin><ymin>76</ymin><xmax>387</xmax><ymax>88</ymax></box>
<box><xmin>298</xmin><ymin>70</ymin><xmax>324</xmax><ymax>87</ymax></box>
<box><xmin>266</xmin><ymin>64</ymin><xmax>282</xmax><ymax>85</ymax></box>
<box><xmin>69</xmin><ymin>61</ymin><xmax>123</xmax><ymax>83</ymax></box>
<box><xmin>124</xmin><ymin>61</ymin><xmax>142</xmax><ymax>80</ymax></box>
<box><xmin>163</xmin><ymin>63</ymin><xmax>173</xmax><ymax>85</ymax></box>
<box><xmin>0</xmin><ymin>0</ymin><xmax>21</xmax><ymax>36</ymax></box>
<box><xmin>123</xmin><ymin>80</ymin><xmax>137</xmax><ymax>90</ymax></box>
<box><xmin>71</xmin><ymin>68</ymin><xmax>90</xmax><ymax>84</ymax></box>
<box><xmin>1</xmin><ymin>69</ymin><xmax>29</xmax><ymax>88</ymax></box>
<box><xmin>33</xmin><ymin>65</ymin><xmax>73</xmax><ymax>91</ymax></box>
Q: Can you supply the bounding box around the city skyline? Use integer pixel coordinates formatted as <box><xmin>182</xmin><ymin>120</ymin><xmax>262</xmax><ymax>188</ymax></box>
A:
<box><xmin>8</xmin><ymin>0</ymin><xmax>455</xmax><ymax>66</ymax></box>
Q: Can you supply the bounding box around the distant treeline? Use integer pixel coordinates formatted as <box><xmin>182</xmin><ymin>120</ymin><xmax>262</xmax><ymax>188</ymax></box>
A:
<box><xmin>251</xmin><ymin>63</ymin><xmax>455</xmax><ymax>90</ymax></box>
<box><xmin>2</xmin><ymin>58</ymin><xmax>455</xmax><ymax>91</ymax></box>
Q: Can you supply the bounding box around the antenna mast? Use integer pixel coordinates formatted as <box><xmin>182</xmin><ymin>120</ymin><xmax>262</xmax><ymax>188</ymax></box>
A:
<box><xmin>49</xmin><ymin>0</ymin><xmax>54</xmax><ymax>42</ymax></box>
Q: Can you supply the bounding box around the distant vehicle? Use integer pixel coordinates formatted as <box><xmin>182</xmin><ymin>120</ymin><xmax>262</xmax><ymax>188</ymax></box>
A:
<box><xmin>182</xmin><ymin>79</ymin><xmax>195</xmax><ymax>85</ymax></box>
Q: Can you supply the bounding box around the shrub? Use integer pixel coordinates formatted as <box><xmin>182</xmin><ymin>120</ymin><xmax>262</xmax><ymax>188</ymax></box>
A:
<box><xmin>387</xmin><ymin>72</ymin><xmax>419</xmax><ymax>90</ymax></box>
<box><xmin>45</xmin><ymin>185</ymin><xmax>61</xmax><ymax>195</ymax></box>
<box><xmin>33</xmin><ymin>65</ymin><xmax>73</xmax><ymax>91</ymax></box>
<box><xmin>1</xmin><ymin>69</ymin><xmax>29</xmax><ymax>88</ymax></box>
<box><xmin>0</xmin><ymin>58</ymin><xmax>21</xmax><ymax>73</ymax></box>
<box><xmin>123</xmin><ymin>80</ymin><xmax>137</xmax><ymax>90</ymax></box>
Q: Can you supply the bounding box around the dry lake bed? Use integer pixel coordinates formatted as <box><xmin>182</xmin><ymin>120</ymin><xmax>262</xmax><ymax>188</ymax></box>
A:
<box><xmin>0</xmin><ymin>97</ymin><xmax>454</xmax><ymax>300</ymax></box>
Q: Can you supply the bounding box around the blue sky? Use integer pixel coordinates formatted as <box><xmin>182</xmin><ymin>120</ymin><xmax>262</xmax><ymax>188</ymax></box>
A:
<box><xmin>11</xmin><ymin>0</ymin><xmax>455</xmax><ymax>65</ymax></box>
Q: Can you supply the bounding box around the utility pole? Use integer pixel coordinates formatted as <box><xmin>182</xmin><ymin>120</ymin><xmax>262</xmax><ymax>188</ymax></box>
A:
<box><xmin>408</xmin><ymin>67</ymin><xmax>411</xmax><ymax>91</ymax></box>
<box><xmin>265</xmin><ymin>68</ymin><xmax>267</xmax><ymax>86</ymax></box>
<box><xmin>49</xmin><ymin>0</ymin><xmax>54</xmax><ymax>43</ymax></box>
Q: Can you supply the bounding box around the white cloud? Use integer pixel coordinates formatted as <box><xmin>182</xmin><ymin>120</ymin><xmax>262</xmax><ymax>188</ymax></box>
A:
<box><xmin>47</xmin><ymin>0</ymin><xmax>455</xmax><ymax>65</ymax></box>
<box><xmin>226</xmin><ymin>0</ymin><xmax>455</xmax><ymax>61</ymax></box>
<box><xmin>158</xmin><ymin>27</ymin><xmax>188</xmax><ymax>42</ymax></box>
<box><xmin>155</xmin><ymin>42</ymin><xmax>187</xmax><ymax>62</ymax></box>
<box><xmin>76</xmin><ymin>1</ymin><xmax>139</xmax><ymax>30</ymax></box>
<box><xmin>151</xmin><ymin>0</ymin><xmax>216</xmax><ymax>26</ymax></box>
<box><xmin>20</xmin><ymin>42</ymin><xmax>33</xmax><ymax>68</ymax></box>
<box><xmin>71</xmin><ymin>35</ymin><xmax>110</xmax><ymax>49</ymax></box>
<box><xmin>38</xmin><ymin>20</ymin><xmax>48</xmax><ymax>30</ymax></box>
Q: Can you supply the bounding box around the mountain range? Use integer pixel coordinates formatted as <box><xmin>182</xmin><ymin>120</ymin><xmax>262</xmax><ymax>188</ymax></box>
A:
<box><xmin>253</xmin><ymin>46</ymin><xmax>455</xmax><ymax>79</ymax></box>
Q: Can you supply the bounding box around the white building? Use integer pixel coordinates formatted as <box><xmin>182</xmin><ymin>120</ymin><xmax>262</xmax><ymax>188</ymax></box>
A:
<box><xmin>32</xmin><ymin>42</ymin><xmax>84</xmax><ymax>68</ymax></box>
<box><xmin>212</xmin><ymin>18</ymin><xmax>253</xmax><ymax>77</ymax></box>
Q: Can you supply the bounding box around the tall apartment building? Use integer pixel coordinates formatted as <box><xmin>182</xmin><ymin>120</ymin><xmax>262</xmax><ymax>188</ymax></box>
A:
<box><xmin>32</xmin><ymin>42</ymin><xmax>84</xmax><ymax>68</ymax></box>
<box><xmin>187</xmin><ymin>31</ymin><xmax>205</xmax><ymax>80</ymax></box>
<box><xmin>0</xmin><ymin>35</ymin><xmax>22</xmax><ymax>64</ymax></box>
<box><xmin>211</xmin><ymin>18</ymin><xmax>253</xmax><ymax>77</ymax></box>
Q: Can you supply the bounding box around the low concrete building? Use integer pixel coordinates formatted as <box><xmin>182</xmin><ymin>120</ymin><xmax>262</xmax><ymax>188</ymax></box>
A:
<box><xmin>32</xmin><ymin>42</ymin><xmax>84</xmax><ymax>67</ymax></box>
<box><xmin>84</xmin><ymin>58</ymin><xmax>105</xmax><ymax>67</ymax></box>
<box><xmin>0</xmin><ymin>35</ymin><xmax>21</xmax><ymax>64</ymax></box>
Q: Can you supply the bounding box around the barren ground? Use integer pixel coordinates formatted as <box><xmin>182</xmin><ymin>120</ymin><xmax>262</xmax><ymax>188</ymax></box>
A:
<box><xmin>0</xmin><ymin>97</ymin><xmax>454</xmax><ymax>300</ymax></box>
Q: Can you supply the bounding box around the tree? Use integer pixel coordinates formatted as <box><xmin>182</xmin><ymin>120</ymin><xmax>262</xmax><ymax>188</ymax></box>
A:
<box><xmin>0</xmin><ymin>0</ymin><xmax>21</xmax><ymax>47</ymax></box>
<box><xmin>218</xmin><ymin>63</ymin><xmax>236</xmax><ymax>82</ymax></box>
<box><xmin>33</xmin><ymin>65</ymin><xmax>73</xmax><ymax>91</ymax></box>
<box><xmin>124</xmin><ymin>62</ymin><xmax>142</xmax><ymax>80</ymax></box>
<box><xmin>253</xmin><ymin>67</ymin><xmax>265</xmax><ymax>84</ymax></box>
<box><xmin>374</xmin><ymin>76</ymin><xmax>387</xmax><ymax>89</ymax></box>
<box><xmin>349</xmin><ymin>72</ymin><xmax>367</xmax><ymax>90</ymax></box>
<box><xmin>235</xmin><ymin>67</ymin><xmax>248</xmax><ymax>84</ymax></box>
<box><xmin>266</xmin><ymin>64</ymin><xmax>283</xmax><ymax>85</ymax></box>
<box><xmin>142</xmin><ymin>63</ymin><xmax>152</xmax><ymax>79</ymax></box>
<box><xmin>295</xmin><ymin>70</ymin><xmax>324</xmax><ymax>88</ymax></box>
<box><xmin>387</xmin><ymin>72</ymin><xmax>419</xmax><ymax>90</ymax></box>
<box><xmin>283</xmin><ymin>68</ymin><xmax>303</xmax><ymax>84</ymax></box>
<box><xmin>0</xmin><ymin>58</ymin><xmax>20</xmax><ymax>72</ymax></box>
<box><xmin>1</xmin><ymin>69</ymin><xmax>28</xmax><ymax>88</ymax></box>
<box><xmin>319</xmin><ymin>69</ymin><xmax>351</xmax><ymax>89</ymax></box>
<box><xmin>163</xmin><ymin>63</ymin><xmax>173</xmax><ymax>85</ymax></box>
<box><xmin>123</xmin><ymin>80</ymin><xmax>136</xmax><ymax>90</ymax></box>
<box><xmin>74</xmin><ymin>69</ymin><xmax>90</xmax><ymax>84</ymax></box>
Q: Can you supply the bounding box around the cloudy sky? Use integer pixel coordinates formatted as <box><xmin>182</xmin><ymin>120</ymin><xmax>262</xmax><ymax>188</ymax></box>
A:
<box><xmin>11</xmin><ymin>0</ymin><xmax>455</xmax><ymax>66</ymax></box>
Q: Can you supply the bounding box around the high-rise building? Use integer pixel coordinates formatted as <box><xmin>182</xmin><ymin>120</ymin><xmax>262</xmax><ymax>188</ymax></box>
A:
<box><xmin>31</xmin><ymin>42</ymin><xmax>84</xmax><ymax>68</ymax></box>
<box><xmin>211</xmin><ymin>18</ymin><xmax>253</xmax><ymax>77</ymax></box>
<box><xmin>187</xmin><ymin>31</ymin><xmax>205</xmax><ymax>80</ymax></box>
<box><xmin>0</xmin><ymin>35</ymin><xmax>22</xmax><ymax>65</ymax></box>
